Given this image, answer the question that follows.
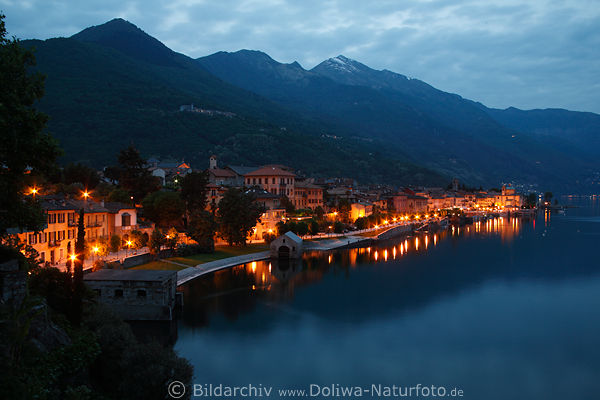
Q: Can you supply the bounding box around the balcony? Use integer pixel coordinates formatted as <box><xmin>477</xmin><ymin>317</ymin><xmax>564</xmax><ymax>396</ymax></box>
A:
<box><xmin>48</xmin><ymin>240</ymin><xmax>61</xmax><ymax>248</ymax></box>
<box><xmin>87</xmin><ymin>221</ymin><xmax>103</xmax><ymax>227</ymax></box>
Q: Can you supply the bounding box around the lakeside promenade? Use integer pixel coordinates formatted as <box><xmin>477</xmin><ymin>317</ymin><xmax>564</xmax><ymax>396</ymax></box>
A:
<box><xmin>176</xmin><ymin>222</ymin><xmax>418</xmax><ymax>286</ymax></box>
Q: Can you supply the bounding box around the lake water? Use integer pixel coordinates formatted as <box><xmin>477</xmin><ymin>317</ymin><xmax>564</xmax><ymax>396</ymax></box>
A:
<box><xmin>175</xmin><ymin>197</ymin><xmax>600</xmax><ymax>399</ymax></box>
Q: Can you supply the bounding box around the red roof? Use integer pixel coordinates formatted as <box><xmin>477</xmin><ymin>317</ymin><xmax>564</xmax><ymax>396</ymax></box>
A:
<box><xmin>245</xmin><ymin>166</ymin><xmax>296</xmax><ymax>177</ymax></box>
<box><xmin>209</xmin><ymin>168</ymin><xmax>236</xmax><ymax>178</ymax></box>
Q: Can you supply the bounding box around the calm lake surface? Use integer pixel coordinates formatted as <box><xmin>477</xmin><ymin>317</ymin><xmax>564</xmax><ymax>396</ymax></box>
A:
<box><xmin>175</xmin><ymin>197</ymin><xmax>600</xmax><ymax>399</ymax></box>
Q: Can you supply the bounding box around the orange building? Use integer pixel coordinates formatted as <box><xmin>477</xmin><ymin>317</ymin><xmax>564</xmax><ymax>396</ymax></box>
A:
<box><xmin>16</xmin><ymin>197</ymin><xmax>137</xmax><ymax>266</ymax></box>
<box><xmin>245</xmin><ymin>165</ymin><xmax>296</xmax><ymax>198</ymax></box>
<box><xmin>294</xmin><ymin>181</ymin><xmax>324</xmax><ymax>209</ymax></box>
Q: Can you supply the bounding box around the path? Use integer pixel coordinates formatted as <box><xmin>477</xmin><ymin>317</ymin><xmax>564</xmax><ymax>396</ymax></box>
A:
<box><xmin>177</xmin><ymin>251</ymin><xmax>271</xmax><ymax>286</ymax></box>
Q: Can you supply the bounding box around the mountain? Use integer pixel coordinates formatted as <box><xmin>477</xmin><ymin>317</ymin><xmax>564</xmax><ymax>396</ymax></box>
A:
<box><xmin>22</xmin><ymin>19</ymin><xmax>444</xmax><ymax>186</ymax></box>
<box><xmin>198</xmin><ymin>51</ymin><xmax>599</xmax><ymax>191</ymax></box>
<box><xmin>485</xmin><ymin>107</ymin><xmax>600</xmax><ymax>157</ymax></box>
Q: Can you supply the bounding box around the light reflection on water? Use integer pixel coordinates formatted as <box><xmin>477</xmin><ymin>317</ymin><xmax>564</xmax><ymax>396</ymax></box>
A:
<box><xmin>176</xmin><ymin>198</ymin><xmax>600</xmax><ymax>400</ymax></box>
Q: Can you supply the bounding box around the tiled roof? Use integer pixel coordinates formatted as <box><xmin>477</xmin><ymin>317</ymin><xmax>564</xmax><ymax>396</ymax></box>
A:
<box><xmin>209</xmin><ymin>168</ymin><xmax>236</xmax><ymax>177</ymax></box>
<box><xmin>103</xmin><ymin>202</ymin><xmax>135</xmax><ymax>213</ymax></box>
<box><xmin>294</xmin><ymin>181</ymin><xmax>323</xmax><ymax>189</ymax></box>
<box><xmin>227</xmin><ymin>165</ymin><xmax>258</xmax><ymax>176</ymax></box>
<box><xmin>245</xmin><ymin>166</ymin><xmax>296</xmax><ymax>177</ymax></box>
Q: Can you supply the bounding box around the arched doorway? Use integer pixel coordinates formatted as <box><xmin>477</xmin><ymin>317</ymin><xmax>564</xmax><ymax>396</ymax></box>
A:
<box><xmin>278</xmin><ymin>245</ymin><xmax>290</xmax><ymax>259</ymax></box>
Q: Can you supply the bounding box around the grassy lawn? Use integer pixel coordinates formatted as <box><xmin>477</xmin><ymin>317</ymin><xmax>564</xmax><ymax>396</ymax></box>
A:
<box><xmin>132</xmin><ymin>243</ymin><xmax>269</xmax><ymax>270</ymax></box>
<box><xmin>130</xmin><ymin>261</ymin><xmax>187</xmax><ymax>271</ymax></box>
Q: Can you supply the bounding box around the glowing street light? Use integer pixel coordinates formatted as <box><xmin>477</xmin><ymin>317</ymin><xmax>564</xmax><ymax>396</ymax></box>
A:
<box><xmin>125</xmin><ymin>240</ymin><xmax>132</xmax><ymax>257</ymax></box>
<box><xmin>29</xmin><ymin>187</ymin><xmax>39</xmax><ymax>197</ymax></box>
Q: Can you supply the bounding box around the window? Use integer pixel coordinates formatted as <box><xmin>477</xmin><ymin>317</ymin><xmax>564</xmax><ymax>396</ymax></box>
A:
<box><xmin>259</xmin><ymin>178</ymin><xmax>262</xmax><ymax>184</ymax></box>
<box><xmin>28</xmin><ymin>234</ymin><xmax>36</xmax><ymax>245</ymax></box>
<box><xmin>57</xmin><ymin>213</ymin><xmax>65</xmax><ymax>223</ymax></box>
<box><xmin>114</xmin><ymin>289</ymin><xmax>123</xmax><ymax>298</ymax></box>
<box><xmin>122</xmin><ymin>213</ymin><xmax>131</xmax><ymax>227</ymax></box>
<box><xmin>272</xmin><ymin>178</ymin><xmax>275</xmax><ymax>184</ymax></box>
<box><xmin>40</xmin><ymin>252</ymin><xmax>45</xmax><ymax>262</ymax></box>
<box><xmin>137</xmin><ymin>289</ymin><xmax>147</xmax><ymax>298</ymax></box>
<box><xmin>49</xmin><ymin>213</ymin><xmax>56</xmax><ymax>224</ymax></box>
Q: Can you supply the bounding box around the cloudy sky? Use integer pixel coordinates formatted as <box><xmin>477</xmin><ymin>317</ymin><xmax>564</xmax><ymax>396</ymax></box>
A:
<box><xmin>2</xmin><ymin>0</ymin><xmax>599</xmax><ymax>113</ymax></box>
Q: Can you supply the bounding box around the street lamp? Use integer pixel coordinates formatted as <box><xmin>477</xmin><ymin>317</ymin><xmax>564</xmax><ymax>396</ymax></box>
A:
<box><xmin>126</xmin><ymin>240</ymin><xmax>132</xmax><ymax>257</ymax></box>
<box><xmin>92</xmin><ymin>246</ymin><xmax>99</xmax><ymax>262</ymax></box>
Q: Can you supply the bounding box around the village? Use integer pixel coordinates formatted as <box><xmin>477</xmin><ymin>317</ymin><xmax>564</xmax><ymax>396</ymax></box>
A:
<box><xmin>15</xmin><ymin>153</ymin><xmax>527</xmax><ymax>273</ymax></box>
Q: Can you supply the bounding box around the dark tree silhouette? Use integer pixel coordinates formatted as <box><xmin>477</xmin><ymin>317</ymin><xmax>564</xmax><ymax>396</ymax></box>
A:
<box><xmin>72</xmin><ymin>208</ymin><xmax>85</xmax><ymax>324</ymax></box>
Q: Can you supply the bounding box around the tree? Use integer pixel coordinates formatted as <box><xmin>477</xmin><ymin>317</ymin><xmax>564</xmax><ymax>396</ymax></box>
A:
<box><xmin>149</xmin><ymin>228</ymin><xmax>164</xmax><ymax>256</ymax></box>
<box><xmin>165</xmin><ymin>228</ymin><xmax>179</xmax><ymax>251</ymax></box>
<box><xmin>187</xmin><ymin>210</ymin><xmax>216</xmax><ymax>253</ymax></box>
<box><xmin>65</xmin><ymin>241</ymin><xmax>72</xmax><ymax>273</ymax></box>
<box><xmin>0</xmin><ymin>14</ymin><xmax>61</xmax><ymax>238</ymax></box>
<box><xmin>296</xmin><ymin>221</ymin><xmax>309</xmax><ymax>237</ymax></box>
<box><xmin>142</xmin><ymin>191</ymin><xmax>185</xmax><ymax>228</ymax></box>
<box><xmin>217</xmin><ymin>188</ymin><xmax>263</xmax><ymax>246</ymax></box>
<box><xmin>115</xmin><ymin>145</ymin><xmax>161</xmax><ymax>203</ymax></box>
<box><xmin>524</xmin><ymin>193</ymin><xmax>537</xmax><ymax>208</ymax></box>
<box><xmin>107</xmin><ymin>188</ymin><xmax>132</xmax><ymax>204</ymax></box>
<box><xmin>280</xmin><ymin>195</ymin><xmax>296</xmax><ymax>214</ymax></box>
<box><xmin>355</xmin><ymin>217</ymin><xmax>367</xmax><ymax>230</ymax></box>
<box><xmin>73</xmin><ymin>208</ymin><xmax>85</xmax><ymax>325</ymax></box>
<box><xmin>109</xmin><ymin>234</ymin><xmax>121</xmax><ymax>253</ymax></box>
<box><xmin>129</xmin><ymin>230</ymin><xmax>146</xmax><ymax>249</ymax></box>
<box><xmin>309</xmin><ymin>220</ymin><xmax>320</xmax><ymax>235</ymax></box>
<box><xmin>337</xmin><ymin>198</ymin><xmax>352</xmax><ymax>223</ymax></box>
<box><xmin>180</xmin><ymin>171</ymin><xmax>209</xmax><ymax>214</ymax></box>
<box><xmin>63</xmin><ymin>163</ymin><xmax>100</xmax><ymax>189</ymax></box>
<box><xmin>314</xmin><ymin>206</ymin><xmax>325</xmax><ymax>220</ymax></box>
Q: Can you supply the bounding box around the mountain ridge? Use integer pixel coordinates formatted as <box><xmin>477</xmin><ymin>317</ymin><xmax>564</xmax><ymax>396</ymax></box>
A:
<box><xmin>22</xmin><ymin>18</ymin><xmax>600</xmax><ymax>191</ymax></box>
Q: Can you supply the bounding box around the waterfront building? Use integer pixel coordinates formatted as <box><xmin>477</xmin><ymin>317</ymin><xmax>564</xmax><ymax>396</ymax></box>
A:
<box><xmin>15</xmin><ymin>197</ymin><xmax>137</xmax><ymax>266</ymax></box>
<box><xmin>294</xmin><ymin>180</ymin><xmax>324</xmax><ymax>209</ymax></box>
<box><xmin>83</xmin><ymin>269</ymin><xmax>177</xmax><ymax>321</ymax></box>
<box><xmin>270</xmin><ymin>231</ymin><xmax>303</xmax><ymax>259</ymax></box>
<box><xmin>351</xmin><ymin>202</ymin><xmax>373</xmax><ymax>221</ymax></box>
<box><xmin>244</xmin><ymin>165</ymin><xmax>296</xmax><ymax>198</ymax></box>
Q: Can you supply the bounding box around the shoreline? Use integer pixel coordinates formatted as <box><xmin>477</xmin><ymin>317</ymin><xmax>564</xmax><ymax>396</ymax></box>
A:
<box><xmin>176</xmin><ymin>223</ymin><xmax>422</xmax><ymax>286</ymax></box>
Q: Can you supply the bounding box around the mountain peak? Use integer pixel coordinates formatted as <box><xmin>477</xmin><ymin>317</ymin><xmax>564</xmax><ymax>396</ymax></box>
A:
<box><xmin>72</xmin><ymin>18</ymin><xmax>141</xmax><ymax>38</ymax></box>
<box><xmin>71</xmin><ymin>18</ymin><xmax>177</xmax><ymax>67</ymax></box>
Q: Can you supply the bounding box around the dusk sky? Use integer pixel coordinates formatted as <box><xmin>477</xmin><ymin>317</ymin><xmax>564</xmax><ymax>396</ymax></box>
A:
<box><xmin>2</xmin><ymin>0</ymin><xmax>599</xmax><ymax>113</ymax></box>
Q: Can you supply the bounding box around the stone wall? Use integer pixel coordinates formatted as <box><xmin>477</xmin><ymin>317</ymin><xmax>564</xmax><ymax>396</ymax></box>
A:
<box><xmin>0</xmin><ymin>259</ymin><xmax>27</xmax><ymax>308</ymax></box>
<box><xmin>376</xmin><ymin>224</ymin><xmax>414</xmax><ymax>241</ymax></box>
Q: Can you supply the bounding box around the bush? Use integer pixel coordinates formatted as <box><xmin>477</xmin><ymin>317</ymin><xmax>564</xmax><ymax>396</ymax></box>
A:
<box><xmin>355</xmin><ymin>217</ymin><xmax>367</xmax><ymax>230</ymax></box>
<box><xmin>309</xmin><ymin>220</ymin><xmax>320</xmax><ymax>235</ymax></box>
<box><xmin>262</xmin><ymin>232</ymin><xmax>276</xmax><ymax>244</ymax></box>
<box><xmin>109</xmin><ymin>234</ymin><xmax>121</xmax><ymax>253</ymax></box>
